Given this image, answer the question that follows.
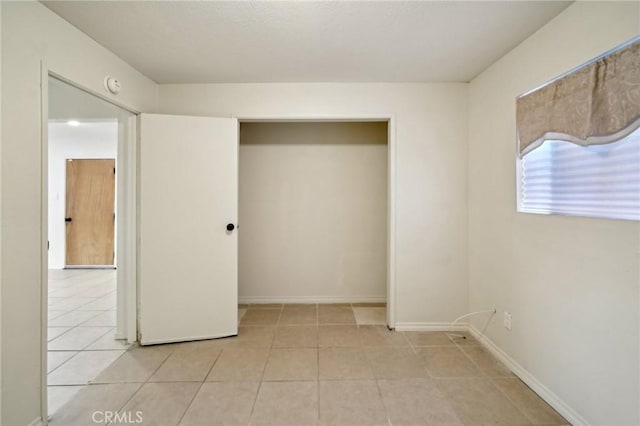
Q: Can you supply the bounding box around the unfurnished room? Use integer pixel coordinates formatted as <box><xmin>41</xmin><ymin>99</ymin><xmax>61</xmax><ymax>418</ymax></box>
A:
<box><xmin>1</xmin><ymin>1</ymin><xmax>639</xmax><ymax>426</ymax></box>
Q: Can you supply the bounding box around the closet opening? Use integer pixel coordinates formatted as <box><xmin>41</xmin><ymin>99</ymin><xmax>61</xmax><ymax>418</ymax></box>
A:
<box><xmin>238</xmin><ymin>120</ymin><xmax>394</xmax><ymax>327</ymax></box>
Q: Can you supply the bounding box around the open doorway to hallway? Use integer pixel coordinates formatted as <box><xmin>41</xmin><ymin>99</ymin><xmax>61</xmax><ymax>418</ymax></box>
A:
<box><xmin>45</xmin><ymin>76</ymin><xmax>136</xmax><ymax>416</ymax></box>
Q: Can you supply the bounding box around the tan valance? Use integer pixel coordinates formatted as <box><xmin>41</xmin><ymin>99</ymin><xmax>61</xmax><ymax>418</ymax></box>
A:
<box><xmin>516</xmin><ymin>38</ymin><xmax>640</xmax><ymax>157</ymax></box>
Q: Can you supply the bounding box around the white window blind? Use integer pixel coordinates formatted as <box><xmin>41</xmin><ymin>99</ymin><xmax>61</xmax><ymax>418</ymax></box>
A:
<box><xmin>520</xmin><ymin>128</ymin><xmax>640</xmax><ymax>221</ymax></box>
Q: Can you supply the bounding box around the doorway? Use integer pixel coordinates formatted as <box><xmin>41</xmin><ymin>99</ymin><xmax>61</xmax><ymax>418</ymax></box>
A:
<box><xmin>45</xmin><ymin>76</ymin><xmax>137</xmax><ymax>417</ymax></box>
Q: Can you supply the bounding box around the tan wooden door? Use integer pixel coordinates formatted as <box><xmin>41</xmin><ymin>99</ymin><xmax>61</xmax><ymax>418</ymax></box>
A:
<box><xmin>65</xmin><ymin>159</ymin><xmax>116</xmax><ymax>266</ymax></box>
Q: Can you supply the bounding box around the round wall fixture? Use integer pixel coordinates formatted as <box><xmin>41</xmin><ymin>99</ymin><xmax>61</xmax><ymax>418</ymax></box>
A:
<box><xmin>104</xmin><ymin>76</ymin><xmax>121</xmax><ymax>94</ymax></box>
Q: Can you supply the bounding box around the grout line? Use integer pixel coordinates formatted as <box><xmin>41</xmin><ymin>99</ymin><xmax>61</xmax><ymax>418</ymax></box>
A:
<box><xmin>490</xmin><ymin>376</ymin><xmax>550</xmax><ymax>425</ymax></box>
<box><xmin>46</xmin><ymin>326</ymin><xmax>75</xmax><ymax>343</ymax></box>
<box><xmin>454</xmin><ymin>340</ymin><xmax>492</xmax><ymax>379</ymax></box>
<box><xmin>174</xmin><ymin>350</ymin><xmax>221</xmax><ymax>425</ymax></box>
<box><xmin>109</xmin><ymin>346</ymin><xmax>175</xmax><ymax>419</ymax></box>
<box><xmin>247</xmin><ymin>337</ymin><xmax>273</xmax><ymax>421</ymax></box>
<box><xmin>46</xmin><ymin>351</ymin><xmax>82</xmax><ymax>376</ymax></box>
<box><xmin>316</xmin><ymin>342</ymin><xmax>321</xmax><ymax>422</ymax></box>
<box><xmin>373</xmin><ymin>374</ymin><xmax>391</xmax><ymax>426</ymax></box>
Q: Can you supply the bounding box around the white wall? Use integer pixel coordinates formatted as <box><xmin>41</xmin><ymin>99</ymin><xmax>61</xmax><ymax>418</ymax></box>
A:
<box><xmin>467</xmin><ymin>2</ymin><xmax>640</xmax><ymax>425</ymax></box>
<box><xmin>239</xmin><ymin>122</ymin><xmax>387</xmax><ymax>302</ymax></box>
<box><xmin>159</xmin><ymin>83</ymin><xmax>469</xmax><ymax>328</ymax></box>
<box><xmin>0</xmin><ymin>3</ymin><xmax>4</xmax><ymax>422</ymax></box>
<box><xmin>1</xmin><ymin>3</ymin><xmax>157</xmax><ymax>425</ymax></box>
<box><xmin>48</xmin><ymin>122</ymin><xmax>118</xmax><ymax>269</ymax></box>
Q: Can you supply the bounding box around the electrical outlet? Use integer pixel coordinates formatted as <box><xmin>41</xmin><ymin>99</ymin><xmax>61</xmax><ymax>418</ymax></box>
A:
<box><xmin>503</xmin><ymin>311</ymin><xmax>512</xmax><ymax>331</ymax></box>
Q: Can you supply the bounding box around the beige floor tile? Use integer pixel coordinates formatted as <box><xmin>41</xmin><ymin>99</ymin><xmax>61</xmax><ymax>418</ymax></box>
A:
<box><xmin>49</xmin><ymin>310</ymin><xmax>68</xmax><ymax>321</ymax></box>
<box><xmin>180</xmin><ymin>382</ymin><xmax>259</xmax><ymax>426</ymax></box>
<box><xmin>436</xmin><ymin>378</ymin><xmax>531</xmax><ymax>425</ymax></box>
<box><xmin>418</xmin><ymin>346</ymin><xmax>483</xmax><ymax>378</ymax></box>
<box><xmin>318</xmin><ymin>306</ymin><xmax>356</xmax><ymax>324</ymax></box>
<box><xmin>318</xmin><ymin>325</ymin><xmax>362</xmax><ymax>347</ymax></box>
<box><xmin>238</xmin><ymin>308</ymin><xmax>247</xmax><ymax>322</ymax></box>
<box><xmin>81</xmin><ymin>310</ymin><xmax>117</xmax><ymax>326</ymax></box>
<box><xmin>240</xmin><ymin>309</ymin><xmax>282</xmax><ymax>325</ymax></box>
<box><xmin>48</xmin><ymin>351</ymin><xmax>78</xmax><ymax>373</ymax></box>
<box><xmin>150</xmin><ymin>347</ymin><xmax>220</xmax><ymax>382</ymax></box>
<box><xmin>352</xmin><ymin>307</ymin><xmax>386</xmax><ymax>325</ymax></box>
<box><xmin>319</xmin><ymin>380</ymin><xmax>387</xmax><ymax>426</ymax></box>
<box><xmin>404</xmin><ymin>331</ymin><xmax>456</xmax><ymax>347</ymax></box>
<box><xmin>48</xmin><ymin>327</ymin><xmax>73</xmax><ymax>342</ymax></box>
<box><xmin>74</xmin><ymin>286</ymin><xmax>115</xmax><ymax>298</ymax></box>
<box><xmin>225</xmin><ymin>326</ymin><xmax>276</xmax><ymax>348</ymax></box>
<box><xmin>206</xmin><ymin>347</ymin><xmax>269</xmax><ymax>381</ymax></box>
<box><xmin>282</xmin><ymin>303</ymin><xmax>318</xmax><ymax>308</ymax></box>
<box><xmin>92</xmin><ymin>347</ymin><xmax>172</xmax><ymax>383</ymax></box>
<box><xmin>263</xmin><ymin>348</ymin><xmax>318</xmax><ymax>381</ymax></box>
<box><xmin>49</xmin><ymin>287</ymin><xmax>84</xmax><ymax>298</ymax></box>
<box><xmin>171</xmin><ymin>338</ymin><xmax>229</xmax><ymax>354</ymax></box>
<box><xmin>249</xmin><ymin>303</ymin><xmax>284</xmax><ymax>309</ymax></box>
<box><xmin>49</xmin><ymin>383</ymin><xmax>142</xmax><ymax>426</ymax></box>
<box><xmin>280</xmin><ymin>307</ymin><xmax>317</xmax><ymax>325</ymax></box>
<box><xmin>77</xmin><ymin>295</ymin><xmax>116</xmax><ymax>310</ymax></box>
<box><xmin>49</xmin><ymin>297</ymin><xmax>98</xmax><ymax>311</ymax></box>
<box><xmin>117</xmin><ymin>382</ymin><xmax>200</xmax><ymax>426</ymax></box>
<box><xmin>448</xmin><ymin>331</ymin><xmax>480</xmax><ymax>345</ymax></box>
<box><xmin>48</xmin><ymin>326</ymin><xmax>113</xmax><ymax>351</ymax></box>
<box><xmin>378</xmin><ymin>378</ymin><xmax>462</xmax><ymax>425</ymax></box>
<box><xmin>366</xmin><ymin>347</ymin><xmax>427</xmax><ymax>379</ymax></box>
<box><xmin>351</xmin><ymin>302</ymin><xmax>386</xmax><ymax>307</ymax></box>
<box><xmin>48</xmin><ymin>310</ymin><xmax>105</xmax><ymax>327</ymax></box>
<box><xmin>273</xmin><ymin>325</ymin><xmax>318</xmax><ymax>348</ymax></box>
<box><xmin>461</xmin><ymin>345</ymin><xmax>515</xmax><ymax>377</ymax></box>
<box><xmin>48</xmin><ymin>350</ymin><xmax>125</xmax><ymax>385</ymax></box>
<box><xmin>250</xmin><ymin>381</ymin><xmax>318</xmax><ymax>426</ymax></box>
<box><xmin>48</xmin><ymin>385</ymin><xmax>85</xmax><ymax>416</ymax></box>
<box><xmin>494</xmin><ymin>378</ymin><xmax>569</xmax><ymax>425</ymax></box>
<box><xmin>319</xmin><ymin>347</ymin><xmax>373</xmax><ymax>380</ymax></box>
<box><xmin>85</xmin><ymin>330</ymin><xmax>131</xmax><ymax>350</ymax></box>
<box><xmin>359</xmin><ymin>325</ymin><xmax>410</xmax><ymax>347</ymax></box>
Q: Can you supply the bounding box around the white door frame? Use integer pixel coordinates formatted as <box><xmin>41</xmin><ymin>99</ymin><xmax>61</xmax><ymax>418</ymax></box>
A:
<box><xmin>40</xmin><ymin>64</ymin><xmax>139</xmax><ymax>424</ymax></box>
<box><xmin>237</xmin><ymin>115</ymin><xmax>397</xmax><ymax>329</ymax></box>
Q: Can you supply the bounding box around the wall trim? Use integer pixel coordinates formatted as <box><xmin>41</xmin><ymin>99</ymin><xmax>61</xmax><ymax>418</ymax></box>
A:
<box><xmin>239</xmin><ymin>296</ymin><xmax>386</xmax><ymax>305</ymax></box>
<box><xmin>394</xmin><ymin>322</ymin><xmax>469</xmax><ymax>332</ymax></box>
<box><xmin>469</xmin><ymin>325</ymin><xmax>589</xmax><ymax>426</ymax></box>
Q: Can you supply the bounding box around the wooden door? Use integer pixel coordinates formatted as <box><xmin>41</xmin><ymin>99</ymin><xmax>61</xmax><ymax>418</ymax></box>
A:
<box><xmin>65</xmin><ymin>159</ymin><xmax>116</xmax><ymax>266</ymax></box>
<box><xmin>139</xmin><ymin>114</ymin><xmax>238</xmax><ymax>345</ymax></box>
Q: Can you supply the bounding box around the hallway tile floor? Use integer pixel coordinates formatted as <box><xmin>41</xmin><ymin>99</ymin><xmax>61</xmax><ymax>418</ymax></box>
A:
<box><xmin>48</xmin><ymin>269</ymin><xmax>128</xmax><ymax>415</ymax></box>
<box><xmin>48</xmin><ymin>298</ymin><xmax>568</xmax><ymax>425</ymax></box>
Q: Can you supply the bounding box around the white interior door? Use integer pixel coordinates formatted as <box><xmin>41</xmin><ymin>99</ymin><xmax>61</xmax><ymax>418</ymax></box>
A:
<box><xmin>139</xmin><ymin>113</ymin><xmax>238</xmax><ymax>345</ymax></box>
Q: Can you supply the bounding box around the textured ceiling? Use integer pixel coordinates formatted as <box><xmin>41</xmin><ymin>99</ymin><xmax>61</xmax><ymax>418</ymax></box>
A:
<box><xmin>43</xmin><ymin>1</ymin><xmax>572</xmax><ymax>84</ymax></box>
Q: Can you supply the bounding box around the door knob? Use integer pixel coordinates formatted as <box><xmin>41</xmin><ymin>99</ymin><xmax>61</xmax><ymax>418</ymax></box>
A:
<box><xmin>226</xmin><ymin>223</ymin><xmax>235</xmax><ymax>231</ymax></box>
<box><xmin>65</xmin><ymin>217</ymin><xmax>73</xmax><ymax>223</ymax></box>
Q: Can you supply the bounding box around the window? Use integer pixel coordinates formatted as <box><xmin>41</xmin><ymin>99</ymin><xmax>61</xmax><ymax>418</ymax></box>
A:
<box><xmin>516</xmin><ymin>38</ymin><xmax>639</xmax><ymax>221</ymax></box>
<box><xmin>519</xmin><ymin>128</ymin><xmax>639</xmax><ymax>221</ymax></box>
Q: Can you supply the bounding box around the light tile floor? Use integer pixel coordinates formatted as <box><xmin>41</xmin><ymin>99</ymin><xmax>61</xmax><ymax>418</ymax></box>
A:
<box><xmin>48</xmin><ymin>269</ymin><xmax>129</xmax><ymax>415</ymax></box>
<box><xmin>49</xmin><ymin>300</ymin><xmax>569</xmax><ymax>426</ymax></box>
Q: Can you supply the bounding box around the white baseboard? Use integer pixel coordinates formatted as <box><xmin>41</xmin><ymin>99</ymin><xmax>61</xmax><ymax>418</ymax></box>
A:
<box><xmin>394</xmin><ymin>322</ymin><xmax>468</xmax><ymax>332</ymax></box>
<box><xmin>238</xmin><ymin>296</ymin><xmax>386</xmax><ymax>304</ymax></box>
<box><xmin>27</xmin><ymin>417</ymin><xmax>44</xmax><ymax>426</ymax></box>
<box><xmin>469</xmin><ymin>325</ymin><xmax>588</xmax><ymax>426</ymax></box>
